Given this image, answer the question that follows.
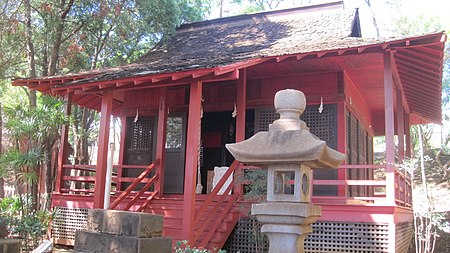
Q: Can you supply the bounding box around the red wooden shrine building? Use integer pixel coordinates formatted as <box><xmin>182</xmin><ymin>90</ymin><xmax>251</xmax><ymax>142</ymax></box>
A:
<box><xmin>14</xmin><ymin>1</ymin><xmax>446</xmax><ymax>252</ymax></box>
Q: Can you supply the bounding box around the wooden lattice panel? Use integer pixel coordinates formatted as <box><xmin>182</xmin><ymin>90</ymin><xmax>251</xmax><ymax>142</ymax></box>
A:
<box><xmin>224</xmin><ymin>219</ymin><xmax>391</xmax><ymax>253</ymax></box>
<box><xmin>301</xmin><ymin>104</ymin><xmax>337</xmax><ymax>149</ymax></box>
<box><xmin>224</xmin><ymin>218</ymin><xmax>269</xmax><ymax>253</ymax></box>
<box><xmin>255</xmin><ymin>105</ymin><xmax>337</xmax><ymax>148</ymax></box>
<box><xmin>52</xmin><ymin>207</ymin><xmax>88</xmax><ymax>245</ymax></box>
<box><xmin>128</xmin><ymin>117</ymin><xmax>153</xmax><ymax>150</ymax></box>
<box><xmin>395</xmin><ymin>222</ymin><xmax>414</xmax><ymax>253</ymax></box>
<box><xmin>305</xmin><ymin>222</ymin><xmax>390</xmax><ymax>253</ymax></box>
<box><xmin>254</xmin><ymin>108</ymin><xmax>279</xmax><ymax>133</ymax></box>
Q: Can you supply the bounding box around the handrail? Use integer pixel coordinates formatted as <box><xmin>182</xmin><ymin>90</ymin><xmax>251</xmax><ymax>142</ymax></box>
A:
<box><xmin>109</xmin><ymin>159</ymin><xmax>160</xmax><ymax>210</ymax></box>
<box><xmin>193</xmin><ymin>160</ymin><xmax>240</xmax><ymax>244</ymax></box>
<box><xmin>123</xmin><ymin>174</ymin><xmax>159</xmax><ymax>211</ymax></box>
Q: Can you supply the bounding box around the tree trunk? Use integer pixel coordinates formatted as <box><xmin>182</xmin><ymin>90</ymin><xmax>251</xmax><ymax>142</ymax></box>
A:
<box><xmin>24</xmin><ymin>0</ymin><xmax>36</xmax><ymax>107</ymax></box>
<box><xmin>48</xmin><ymin>0</ymin><xmax>75</xmax><ymax>76</ymax></box>
<box><xmin>0</xmin><ymin>102</ymin><xmax>4</xmax><ymax>199</ymax></box>
<box><xmin>43</xmin><ymin>149</ymin><xmax>52</xmax><ymax>210</ymax></box>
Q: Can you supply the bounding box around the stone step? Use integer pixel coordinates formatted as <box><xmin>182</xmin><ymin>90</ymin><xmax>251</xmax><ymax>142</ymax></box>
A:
<box><xmin>75</xmin><ymin>231</ymin><xmax>171</xmax><ymax>253</ymax></box>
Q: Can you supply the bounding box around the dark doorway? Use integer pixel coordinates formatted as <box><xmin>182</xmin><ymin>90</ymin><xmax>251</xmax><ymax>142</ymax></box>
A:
<box><xmin>123</xmin><ymin>116</ymin><xmax>155</xmax><ymax>189</ymax></box>
<box><xmin>163</xmin><ymin>113</ymin><xmax>187</xmax><ymax>194</ymax></box>
<box><xmin>200</xmin><ymin>110</ymin><xmax>254</xmax><ymax>194</ymax></box>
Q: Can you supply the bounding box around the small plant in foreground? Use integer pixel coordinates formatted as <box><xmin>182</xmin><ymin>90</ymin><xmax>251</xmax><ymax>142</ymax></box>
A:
<box><xmin>174</xmin><ymin>240</ymin><xmax>226</xmax><ymax>253</ymax></box>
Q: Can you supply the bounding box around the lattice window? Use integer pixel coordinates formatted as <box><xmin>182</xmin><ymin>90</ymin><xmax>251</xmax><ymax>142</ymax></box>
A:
<box><xmin>301</xmin><ymin>104</ymin><xmax>337</xmax><ymax>149</ymax></box>
<box><xmin>254</xmin><ymin>108</ymin><xmax>279</xmax><ymax>133</ymax></box>
<box><xmin>346</xmin><ymin>111</ymin><xmax>375</xmax><ymax>197</ymax></box>
<box><xmin>128</xmin><ymin>117</ymin><xmax>153</xmax><ymax>150</ymax></box>
<box><xmin>254</xmin><ymin>104</ymin><xmax>337</xmax><ymax>148</ymax></box>
<box><xmin>52</xmin><ymin>207</ymin><xmax>88</xmax><ymax>244</ymax></box>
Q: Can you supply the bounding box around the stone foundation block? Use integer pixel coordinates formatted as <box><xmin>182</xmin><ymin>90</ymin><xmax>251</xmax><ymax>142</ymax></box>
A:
<box><xmin>75</xmin><ymin>231</ymin><xmax>172</xmax><ymax>253</ymax></box>
<box><xmin>0</xmin><ymin>239</ymin><xmax>21</xmax><ymax>253</ymax></box>
<box><xmin>87</xmin><ymin>209</ymin><xmax>163</xmax><ymax>238</ymax></box>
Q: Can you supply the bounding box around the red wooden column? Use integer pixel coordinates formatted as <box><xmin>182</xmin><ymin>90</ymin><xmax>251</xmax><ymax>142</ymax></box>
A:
<box><xmin>116</xmin><ymin>115</ymin><xmax>127</xmax><ymax>192</ymax></box>
<box><xmin>182</xmin><ymin>81</ymin><xmax>203</xmax><ymax>242</ymax></box>
<box><xmin>55</xmin><ymin>93</ymin><xmax>72</xmax><ymax>193</ymax></box>
<box><xmin>396</xmin><ymin>89</ymin><xmax>405</xmax><ymax>162</ymax></box>
<box><xmin>384</xmin><ymin>51</ymin><xmax>396</xmax><ymax>205</ymax></box>
<box><xmin>155</xmin><ymin>87</ymin><xmax>168</xmax><ymax>196</ymax></box>
<box><xmin>336</xmin><ymin>101</ymin><xmax>347</xmax><ymax>197</ymax></box>
<box><xmin>236</xmin><ymin>69</ymin><xmax>246</xmax><ymax>142</ymax></box>
<box><xmin>234</xmin><ymin>69</ymin><xmax>246</xmax><ymax>196</ymax></box>
<box><xmin>405</xmin><ymin>113</ymin><xmax>412</xmax><ymax>158</ymax></box>
<box><xmin>93</xmin><ymin>91</ymin><xmax>113</xmax><ymax>209</ymax></box>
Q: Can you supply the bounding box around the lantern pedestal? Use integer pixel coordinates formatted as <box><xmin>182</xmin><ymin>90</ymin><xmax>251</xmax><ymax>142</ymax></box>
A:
<box><xmin>252</xmin><ymin>202</ymin><xmax>321</xmax><ymax>253</ymax></box>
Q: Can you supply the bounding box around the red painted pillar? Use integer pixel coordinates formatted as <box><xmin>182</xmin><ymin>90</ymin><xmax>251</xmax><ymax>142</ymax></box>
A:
<box><xmin>93</xmin><ymin>91</ymin><xmax>113</xmax><ymax>209</ymax></box>
<box><xmin>155</xmin><ymin>87</ymin><xmax>168</xmax><ymax>197</ymax></box>
<box><xmin>234</xmin><ymin>69</ymin><xmax>246</xmax><ymax>196</ymax></box>
<box><xmin>236</xmin><ymin>69</ymin><xmax>246</xmax><ymax>142</ymax></box>
<box><xmin>182</xmin><ymin>81</ymin><xmax>202</xmax><ymax>242</ymax></box>
<box><xmin>405</xmin><ymin>113</ymin><xmax>412</xmax><ymax>158</ymax></box>
<box><xmin>384</xmin><ymin>51</ymin><xmax>396</xmax><ymax>205</ymax></box>
<box><xmin>396</xmin><ymin>90</ymin><xmax>405</xmax><ymax>162</ymax></box>
<box><xmin>337</xmin><ymin>101</ymin><xmax>347</xmax><ymax>197</ymax></box>
<box><xmin>55</xmin><ymin>93</ymin><xmax>72</xmax><ymax>193</ymax></box>
<box><xmin>116</xmin><ymin>115</ymin><xmax>127</xmax><ymax>192</ymax></box>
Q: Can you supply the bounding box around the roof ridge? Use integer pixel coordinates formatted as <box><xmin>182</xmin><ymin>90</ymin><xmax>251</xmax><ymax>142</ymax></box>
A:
<box><xmin>177</xmin><ymin>1</ymin><xmax>344</xmax><ymax>33</ymax></box>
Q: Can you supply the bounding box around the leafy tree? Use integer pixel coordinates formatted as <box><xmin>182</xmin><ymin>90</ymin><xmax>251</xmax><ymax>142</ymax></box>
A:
<box><xmin>0</xmin><ymin>0</ymin><xmax>213</xmax><ymax>208</ymax></box>
<box><xmin>0</xmin><ymin>94</ymin><xmax>67</xmax><ymax>211</ymax></box>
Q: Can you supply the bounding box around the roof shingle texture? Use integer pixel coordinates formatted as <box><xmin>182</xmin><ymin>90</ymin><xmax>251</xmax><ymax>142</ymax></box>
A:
<box><xmin>69</xmin><ymin>9</ymin><xmax>365</xmax><ymax>85</ymax></box>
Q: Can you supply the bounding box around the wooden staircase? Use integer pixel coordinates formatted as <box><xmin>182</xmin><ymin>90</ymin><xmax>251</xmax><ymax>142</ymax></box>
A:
<box><xmin>109</xmin><ymin>160</ymin><xmax>243</xmax><ymax>250</ymax></box>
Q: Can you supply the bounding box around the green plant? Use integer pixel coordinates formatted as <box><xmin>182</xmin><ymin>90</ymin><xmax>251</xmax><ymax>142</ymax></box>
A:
<box><xmin>0</xmin><ymin>196</ymin><xmax>54</xmax><ymax>251</ymax></box>
<box><xmin>242</xmin><ymin>169</ymin><xmax>267</xmax><ymax>202</ymax></box>
<box><xmin>174</xmin><ymin>240</ymin><xmax>226</xmax><ymax>253</ymax></box>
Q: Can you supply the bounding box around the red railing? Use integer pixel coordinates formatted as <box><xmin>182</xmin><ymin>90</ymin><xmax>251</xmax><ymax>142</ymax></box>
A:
<box><xmin>58</xmin><ymin>160</ymin><xmax>161</xmax><ymax>211</ymax></box>
<box><xmin>233</xmin><ymin>163</ymin><xmax>412</xmax><ymax>208</ymax></box>
<box><xmin>110</xmin><ymin>159</ymin><xmax>160</xmax><ymax>211</ymax></box>
<box><xmin>193</xmin><ymin>160</ymin><xmax>241</xmax><ymax>248</ymax></box>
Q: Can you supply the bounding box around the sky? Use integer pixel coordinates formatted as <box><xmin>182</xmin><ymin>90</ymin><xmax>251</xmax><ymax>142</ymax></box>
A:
<box><xmin>210</xmin><ymin>0</ymin><xmax>450</xmax><ymax>37</ymax></box>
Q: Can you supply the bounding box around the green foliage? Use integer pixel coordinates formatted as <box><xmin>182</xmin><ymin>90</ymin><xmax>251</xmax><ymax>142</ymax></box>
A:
<box><xmin>242</xmin><ymin>169</ymin><xmax>267</xmax><ymax>202</ymax></box>
<box><xmin>231</xmin><ymin>0</ymin><xmax>287</xmax><ymax>13</ymax></box>
<box><xmin>0</xmin><ymin>196</ymin><xmax>54</xmax><ymax>250</ymax></box>
<box><xmin>174</xmin><ymin>240</ymin><xmax>226</xmax><ymax>253</ymax></box>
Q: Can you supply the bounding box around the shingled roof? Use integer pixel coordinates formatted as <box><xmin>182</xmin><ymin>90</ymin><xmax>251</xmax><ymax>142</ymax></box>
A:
<box><xmin>16</xmin><ymin>1</ymin><xmax>361</xmax><ymax>87</ymax></box>
<box><xmin>13</xmin><ymin>1</ymin><xmax>446</xmax><ymax>126</ymax></box>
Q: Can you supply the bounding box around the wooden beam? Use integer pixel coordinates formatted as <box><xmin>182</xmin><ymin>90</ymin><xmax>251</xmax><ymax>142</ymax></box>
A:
<box><xmin>396</xmin><ymin>64</ymin><xmax>441</xmax><ymax>84</ymax></box>
<box><xmin>395</xmin><ymin>51</ymin><xmax>441</xmax><ymax>69</ymax></box>
<box><xmin>395</xmin><ymin>57</ymin><xmax>440</xmax><ymax>78</ymax></box>
<box><xmin>93</xmin><ymin>91</ymin><xmax>113</xmax><ymax>209</ymax></box>
<box><xmin>155</xmin><ymin>87</ymin><xmax>168</xmax><ymax>197</ymax></box>
<box><xmin>55</xmin><ymin>93</ymin><xmax>72</xmax><ymax>193</ymax></box>
<box><xmin>390</xmin><ymin>55</ymin><xmax>410</xmax><ymax>114</ymax></box>
<box><xmin>276</xmin><ymin>56</ymin><xmax>290</xmax><ymax>62</ymax></box>
<box><xmin>401</xmin><ymin>48</ymin><xmax>443</xmax><ymax>65</ymax></box>
<box><xmin>182</xmin><ymin>81</ymin><xmax>202</xmax><ymax>242</ymax></box>
<box><xmin>384</xmin><ymin>51</ymin><xmax>396</xmax><ymax>205</ymax></box>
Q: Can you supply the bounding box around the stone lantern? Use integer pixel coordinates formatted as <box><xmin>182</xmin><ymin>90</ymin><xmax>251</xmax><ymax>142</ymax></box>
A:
<box><xmin>226</xmin><ymin>89</ymin><xmax>345</xmax><ymax>253</ymax></box>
